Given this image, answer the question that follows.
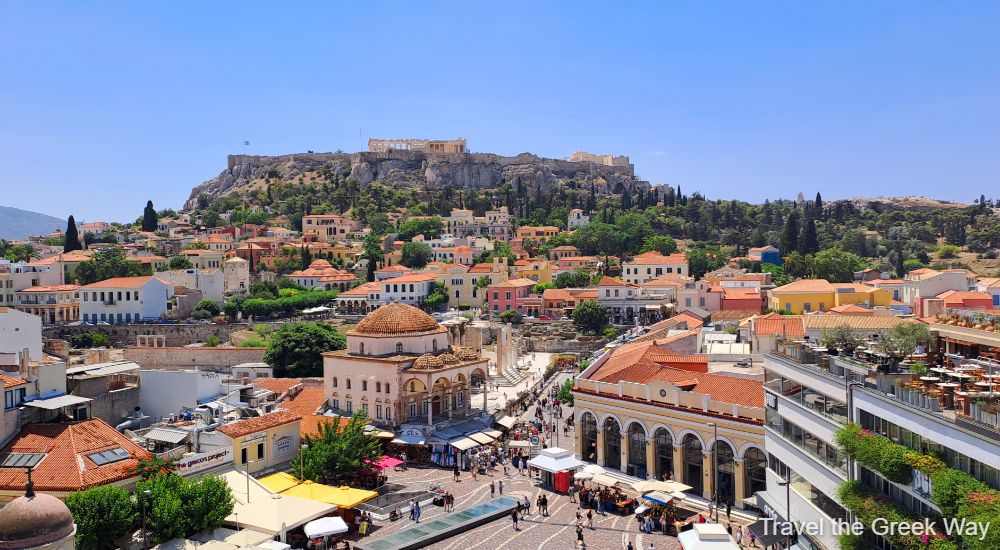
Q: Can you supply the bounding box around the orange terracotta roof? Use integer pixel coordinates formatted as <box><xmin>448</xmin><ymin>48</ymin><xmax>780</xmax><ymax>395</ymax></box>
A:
<box><xmin>350</xmin><ymin>303</ymin><xmax>442</xmax><ymax>336</ymax></box>
<box><xmin>754</xmin><ymin>313</ymin><xmax>805</xmax><ymax>338</ymax></box>
<box><xmin>597</xmin><ymin>276</ymin><xmax>637</xmax><ymax>287</ymax></box>
<box><xmin>281</xmin><ymin>388</ymin><xmax>327</xmax><ymax>417</ymax></box>
<box><xmin>0</xmin><ymin>419</ymin><xmax>150</xmax><ymax>492</ymax></box>
<box><xmin>79</xmin><ymin>276</ymin><xmax>170</xmax><ymax>289</ymax></box>
<box><xmin>251</xmin><ymin>378</ymin><xmax>303</xmax><ymax>394</ymax></box>
<box><xmin>801</xmin><ymin>315</ymin><xmax>908</xmax><ymax>331</ymax></box>
<box><xmin>937</xmin><ymin>290</ymin><xmax>994</xmax><ymax>305</ymax></box>
<box><xmin>376</xmin><ymin>265</ymin><xmax>411</xmax><ymax>273</ymax></box>
<box><xmin>0</xmin><ymin>374</ymin><xmax>28</xmax><ymax>388</ymax></box>
<box><xmin>300</xmin><ymin>415</ymin><xmax>352</xmax><ymax>439</ymax></box>
<box><xmin>628</xmin><ymin>251</ymin><xmax>688</xmax><ymax>265</ymax></box>
<box><xmin>338</xmin><ymin>282</ymin><xmax>380</xmax><ymax>297</ymax></box>
<box><xmin>772</xmin><ymin>279</ymin><xmax>834</xmax><ymax>293</ymax></box>
<box><xmin>217</xmin><ymin>410</ymin><xmax>301</xmax><ymax>439</ymax></box>
<box><xmin>30</xmin><ymin>252</ymin><xmax>91</xmax><ymax>265</ymax></box>
<box><xmin>723</xmin><ymin>287</ymin><xmax>760</xmax><ymax>299</ymax></box>
<box><xmin>468</xmin><ymin>263</ymin><xmax>497</xmax><ymax>273</ymax></box>
<box><xmin>829</xmin><ymin>304</ymin><xmax>873</xmax><ymax>315</ymax></box>
<box><xmin>494</xmin><ymin>278</ymin><xmax>537</xmax><ymax>288</ymax></box>
<box><xmin>381</xmin><ymin>273</ymin><xmax>437</xmax><ymax>283</ymax></box>
<box><xmin>648</xmin><ymin>312</ymin><xmax>704</xmax><ymax>333</ymax></box>
<box><xmin>18</xmin><ymin>284</ymin><xmax>79</xmax><ymax>293</ymax></box>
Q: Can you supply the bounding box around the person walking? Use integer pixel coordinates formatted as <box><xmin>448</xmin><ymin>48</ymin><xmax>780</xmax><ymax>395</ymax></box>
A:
<box><xmin>734</xmin><ymin>525</ymin><xmax>743</xmax><ymax>547</ymax></box>
<box><xmin>626</xmin><ymin>541</ymin><xmax>634</xmax><ymax>550</ymax></box>
<box><xmin>511</xmin><ymin>508</ymin><xmax>519</xmax><ymax>531</ymax></box>
<box><xmin>499</xmin><ymin>480</ymin><xmax>504</xmax><ymax>495</ymax></box>
<box><xmin>490</xmin><ymin>481</ymin><xmax>496</xmax><ymax>498</ymax></box>
<box><xmin>409</xmin><ymin>499</ymin><xmax>416</xmax><ymax>521</ymax></box>
<box><xmin>576</xmin><ymin>524</ymin><xmax>585</xmax><ymax>548</ymax></box>
<box><xmin>586</xmin><ymin>509</ymin><xmax>593</xmax><ymax>529</ymax></box>
<box><xmin>413</xmin><ymin>500</ymin><xmax>421</xmax><ymax>523</ymax></box>
<box><xmin>541</xmin><ymin>494</ymin><xmax>549</xmax><ymax>516</ymax></box>
<box><xmin>453</xmin><ymin>462</ymin><xmax>460</xmax><ymax>482</ymax></box>
<box><xmin>726</xmin><ymin>500</ymin><xmax>732</xmax><ymax>520</ymax></box>
<box><xmin>575</xmin><ymin>509</ymin><xmax>582</xmax><ymax>525</ymax></box>
<box><xmin>523</xmin><ymin>495</ymin><xmax>531</xmax><ymax>517</ymax></box>
<box><xmin>569</xmin><ymin>483</ymin><xmax>577</xmax><ymax>503</ymax></box>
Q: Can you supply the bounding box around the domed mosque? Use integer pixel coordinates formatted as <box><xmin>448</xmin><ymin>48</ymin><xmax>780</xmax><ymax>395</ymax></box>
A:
<box><xmin>0</xmin><ymin>472</ymin><xmax>76</xmax><ymax>549</ymax></box>
<box><xmin>323</xmin><ymin>303</ymin><xmax>489</xmax><ymax>427</ymax></box>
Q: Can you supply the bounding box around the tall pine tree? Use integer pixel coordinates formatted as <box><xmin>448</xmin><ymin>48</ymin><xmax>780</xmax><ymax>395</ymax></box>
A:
<box><xmin>799</xmin><ymin>216</ymin><xmax>819</xmax><ymax>255</ymax></box>
<box><xmin>141</xmin><ymin>200</ymin><xmax>158</xmax><ymax>232</ymax></box>
<box><xmin>63</xmin><ymin>215</ymin><xmax>82</xmax><ymax>252</ymax></box>
<box><xmin>781</xmin><ymin>211</ymin><xmax>800</xmax><ymax>255</ymax></box>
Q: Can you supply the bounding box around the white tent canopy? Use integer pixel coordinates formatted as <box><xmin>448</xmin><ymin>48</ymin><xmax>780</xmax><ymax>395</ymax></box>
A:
<box><xmin>219</xmin><ymin>468</ymin><xmax>336</xmax><ymax>542</ymax></box>
<box><xmin>527</xmin><ymin>447</ymin><xmax>585</xmax><ymax>474</ymax></box>
<box><xmin>679</xmin><ymin>523</ymin><xmax>740</xmax><ymax>550</ymax></box>
<box><xmin>304</xmin><ymin>516</ymin><xmax>349</xmax><ymax>538</ymax></box>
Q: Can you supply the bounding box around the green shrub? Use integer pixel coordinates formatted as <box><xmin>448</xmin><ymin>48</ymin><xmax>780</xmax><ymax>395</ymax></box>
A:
<box><xmin>70</xmin><ymin>331</ymin><xmax>110</xmax><ymax>349</ymax></box>
<box><xmin>835</xmin><ymin>423</ymin><xmax>912</xmax><ymax>483</ymax></box>
<box><xmin>931</xmin><ymin>468</ymin><xmax>990</xmax><ymax>517</ymax></box>
<box><xmin>204</xmin><ymin>336</ymin><xmax>221</xmax><ymax>347</ymax></box>
<box><xmin>240</xmin><ymin>338</ymin><xmax>266</xmax><ymax>348</ymax></box>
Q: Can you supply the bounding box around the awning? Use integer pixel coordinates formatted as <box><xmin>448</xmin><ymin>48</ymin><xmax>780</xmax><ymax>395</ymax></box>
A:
<box><xmin>369</xmin><ymin>456</ymin><xmax>404</xmax><ymax>470</ymax></box>
<box><xmin>748</xmin><ymin>519</ymin><xmax>785</xmax><ymax>548</ymax></box>
<box><xmin>483</xmin><ymin>429</ymin><xmax>504</xmax><ymax>440</ymax></box>
<box><xmin>281</xmin><ymin>482</ymin><xmax>378</xmax><ymax>509</ymax></box>
<box><xmin>24</xmin><ymin>394</ymin><xmax>92</xmax><ymax>410</ymax></box>
<box><xmin>526</xmin><ymin>454</ymin><xmax>585</xmax><ymax>474</ymax></box>
<box><xmin>495</xmin><ymin>416</ymin><xmax>516</xmax><ymax>429</ymax></box>
<box><xmin>144</xmin><ymin>428</ymin><xmax>189</xmax><ymax>444</ymax></box>
<box><xmin>390</xmin><ymin>433</ymin><xmax>426</xmax><ymax>445</ymax></box>
<box><xmin>259</xmin><ymin>472</ymin><xmax>302</xmax><ymax>494</ymax></box>
<box><xmin>507</xmin><ymin>440</ymin><xmax>533</xmax><ymax>448</ymax></box>
<box><xmin>467</xmin><ymin>432</ymin><xmax>495</xmax><ymax>445</ymax></box>
<box><xmin>449</xmin><ymin>437</ymin><xmax>480</xmax><ymax>451</ymax></box>
<box><xmin>304</xmin><ymin>516</ymin><xmax>348</xmax><ymax>538</ymax></box>
<box><xmin>591</xmin><ymin>473</ymin><xmax>628</xmax><ymax>487</ymax></box>
<box><xmin>632</xmin><ymin>479</ymin><xmax>693</xmax><ymax>494</ymax></box>
<box><xmin>642</xmin><ymin>491</ymin><xmax>686</xmax><ymax>506</ymax></box>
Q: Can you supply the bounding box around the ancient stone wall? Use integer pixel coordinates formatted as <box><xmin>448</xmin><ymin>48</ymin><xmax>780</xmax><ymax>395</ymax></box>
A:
<box><xmin>44</xmin><ymin>322</ymin><xmax>277</xmax><ymax>348</ymax></box>
<box><xmin>123</xmin><ymin>346</ymin><xmax>266</xmax><ymax>369</ymax></box>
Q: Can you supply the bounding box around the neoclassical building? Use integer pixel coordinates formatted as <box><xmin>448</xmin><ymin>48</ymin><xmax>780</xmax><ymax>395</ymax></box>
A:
<box><xmin>322</xmin><ymin>303</ymin><xmax>489</xmax><ymax>428</ymax></box>
<box><xmin>573</xmin><ymin>339</ymin><xmax>766</xmax><ymax>507</ymax></box>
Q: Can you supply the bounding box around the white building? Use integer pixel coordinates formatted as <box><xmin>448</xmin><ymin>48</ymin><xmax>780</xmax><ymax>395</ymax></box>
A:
<box><xmin>567</xmin><ymin>208</ymin><xmax>590</xmax><ymax>229</ymax></box>
<box><xmin>78</xmin><ymin>276</ymin><xmax>174</xmax><ymax>324</ymax></box>
<box><xmin>155</xmin><ymin>268</ymin><xmax>225</xmax><ymax>303</ymax></box>
<box><xmin>223</xmin><ymin>256</ymin><xmax>250</xmax><ymax>294</ymax></box>
<box><xmin>0</xmin><ymin>307</ymin><xmax>43</xmax><ymax>364</ymax></box>
<box><xmin>0</xmin><ymin>259</ymin><xmax>61</xmax><ymax>308</ymax></box>
<box><xmin>138</xmin><ymin>369</ymin><xmax>248</xmax><ymax>422</ymax></box>
<box><xmin>622</xmin><ymin>251</ymin><xmax>689</xmax><ymax>284</ymax></box>
<box><xmin>377</xmin><ymin>273</ymin><xmax>438</xmax><ymax>306</ymax></box>
<box><xmin>901</xmin><ymin>268</ymin><xmax>976</xmax><ymax>316</ymax></box>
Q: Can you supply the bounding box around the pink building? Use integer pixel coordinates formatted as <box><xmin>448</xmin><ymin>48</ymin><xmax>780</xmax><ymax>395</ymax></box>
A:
<box><xmin>487</xmin><ymin>278</ymin><xmax>537</xmax><ymax>315</ymax></box>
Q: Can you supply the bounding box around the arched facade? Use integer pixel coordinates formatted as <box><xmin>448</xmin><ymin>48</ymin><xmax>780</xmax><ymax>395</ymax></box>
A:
<box><xmin>744</xmin><ymin>446</ymin><xmax>767</xmax><ymax>499</ymax></box>
<box><xmin>653</xmin><ymin>427</ymin><xmax>673</xmax><ymax>481</ymax></box>
<box><xmin>603</xmin><ymin>417</ymin><xmax>622</xmax><ymax>469</ymax></box>
<box><xmin>682</xmin><ymin>434</ymin><xmax>704</xmax><ymax>495</ymax></box>
<box><xmin>627</xmin><ymin>422</ymin><xmax>647</xmax><ymax>479</ymax></box>
<box><xmin>713</xmin><ymin>440</ymin><xmax>736</xmax><ymax>505</ymax></box>
<box><xmin>580</xmin><ymin>412</ymin><xmax>598</xmax><ymax>463</ymax></box>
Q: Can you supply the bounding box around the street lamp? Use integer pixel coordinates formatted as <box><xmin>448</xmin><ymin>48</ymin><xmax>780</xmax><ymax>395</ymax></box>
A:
<box><xmin>243</xmin><ymin>460</ymin><xmax>255</xmax><ymax>503</ymax></box>
<box><xmin>141</xmin><ymin>488</ymin><xmax>152</xmax><ymax>550</ymax></box>
<box><xmin>298</xmin><ymin>443</ymin><xmax>309</xmax><ymax>482</ymax></box>
<box><xmin>708</xmin><ymin>422</ymin><xmax>718</xmax><ymax>522</ymax></box>
<box><xmin>777</xmin><ymin>476</ymin><xmax>792</xmax><ymax>548</ymax></box>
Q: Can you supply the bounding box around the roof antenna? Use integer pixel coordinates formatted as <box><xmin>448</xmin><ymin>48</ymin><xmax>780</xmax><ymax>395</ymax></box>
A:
<box><xmin>24</xmin><ymin>466</ymin><xmax>34</xmax><ymax>498</ymax></box>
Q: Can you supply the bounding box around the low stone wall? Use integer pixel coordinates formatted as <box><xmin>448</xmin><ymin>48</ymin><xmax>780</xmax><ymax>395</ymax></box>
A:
<box><xmin>44</xmin><ymin>322</ymin><xmax>277</xmax><ymax>347</ymax></box>
<box><xmin>525</xmin><ymin>338</ymin><xmax>607</xmax><ymax>353</ymax></box>
<box><xmin>517</xmin><ymin>321</ymin><xmax>608</xmax><ymax>353</ymax></box>
<box><xmin>123</xmin><ymin>346</ymin><xmax>266</xmax><ymax>370</ymax></box>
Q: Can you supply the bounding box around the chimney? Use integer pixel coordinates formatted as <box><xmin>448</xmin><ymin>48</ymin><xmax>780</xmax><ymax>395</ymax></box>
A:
<box><xmin>19</xmin><ymin>348</ymin><xmax>29</xmax><ymax>378</ymax></box>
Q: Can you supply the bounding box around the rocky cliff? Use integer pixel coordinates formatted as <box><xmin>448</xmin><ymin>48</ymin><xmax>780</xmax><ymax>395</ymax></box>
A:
<box><xmin>184</xmin><ymin>150</ymin><xmax>653</xmax><ymax>211</ymax></box>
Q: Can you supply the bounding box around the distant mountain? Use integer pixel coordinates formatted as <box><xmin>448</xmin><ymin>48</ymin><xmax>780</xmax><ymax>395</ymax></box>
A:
<box><xmin>0</xmin><ymin>206</ymin><xmax>64</xmax><ymax>241</ymax></box>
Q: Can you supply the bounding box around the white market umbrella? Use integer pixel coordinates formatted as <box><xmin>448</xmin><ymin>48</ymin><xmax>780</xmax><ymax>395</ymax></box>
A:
<box><xmin>303</xmin><ymin>516</ymin><xmax>348</xmax><ymax>538</ymax></box>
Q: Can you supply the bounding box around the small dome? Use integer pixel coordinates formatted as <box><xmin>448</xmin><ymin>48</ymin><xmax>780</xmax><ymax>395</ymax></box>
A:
<box><xmin>439</xmin><ymin>353</ymin><xmax>460</xmax><ymax>365</ymax></box>
<box><xmin>412</xmin><ymin>354</ymin><xmax>444</xmax><ymax>370</ymax></box>
<box><xmin>351</xmin><ymin>303</ymin><xmax>442</xmax><ymax>336</ymax></box>
<box><xmin>453</xmin><ymin>346</ymin><xmax>479</xmax><ymax>360</ymax></box>
<box><xmin>308</xmin><ymin>259</ymin><xmax>334</xmax><ymax>269</ymax></box>
<box><xmin>0</xmin><ymin>493</ymin><xmax>75</xmax><ymax>549</ymax></box>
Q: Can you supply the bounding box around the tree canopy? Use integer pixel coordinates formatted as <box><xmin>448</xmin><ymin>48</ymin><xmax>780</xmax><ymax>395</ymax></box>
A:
<box><xmin>263</xmin><ymin>321</ymin><xmax>346</xmax><ymax>377</ymax></box>
<box><xmin>65</xmin><ymin>485</ymin><xmax>137</xmax><ymax>549</ymax></box>
<box><xmin>74</xmin><ymin>246</ymin><xmax>143</xmax><ymax>285</ymax></box>
<box><xmin>297</xmin><ymin>411</ymin><xmax>381</xmax><ymax>486</ymax></box>
<box><xmin>400</xmin><ymin>242</ymin><xmax>433</xmax><ymax>268</ymax></box>
<box><xmin>141</xmin><ymin>200</ymin><xmax>158</xmax><ymax>232</ymax></box>
<box><xmin>572</xmin><ymin>300</ymin><xmax>609</xmax><ymax>333</ymax></box>
<box><xmin>64</xmin><ymin>215</ymin><xmax>82</xmax><ymax>252</ymax></box>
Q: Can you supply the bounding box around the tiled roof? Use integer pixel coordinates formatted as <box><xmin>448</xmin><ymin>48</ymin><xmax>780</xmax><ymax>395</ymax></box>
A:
<box><xmin>648</xmin><ymin>312</ymin><xmax>704</xmax><ymax>333</ymax></box>
<box><xmin>801</xmin><ymin>315</ymin><xmax>908</xmax><ymax>331</ymax></box>
<box><xmin>710</xmin><ymin>310</ymin><xmax>759</xmax><ymax>322</ymax></box>
<box><xmin>722</xmin><ymin>287</ymin><xmax>760</xmax><ymax>299</ymax></box>
<box><xmin>829</xmin><ymin>304</ymin><xmax>873</xmax><ymax>315</ymax></box>
<box><xmin>349</xmin><ymin>303</ymin><xmax>443</xmax><ymax>336</ymax></box>
<box><xmin>0</xmin><ymin>419</ymin><xmax>150</xmax><ymax>492</ymax></box>
<box><xmin>771</xmin><ymin>279</ymin><xmax>834</xmax><ymax>293</ymax></box>
<box><xmin>495</xmin><ymin>278</ymin><xmax>537</xmax><ymax>288</ymax></box>
<box><xmin>338</xmin><ymin>282</ymin><xmax>380</xmax><ymax>297</ymax></box>
<box><xmin>79</xmin><ymin>276</ymin><xmax>168</xmax><ymax>289</ymax></box>
<box><xmin>381</xmin><ymin>273</ymin><xmax>437</xmax><ymax>283</ymax></box>
<box><xmin>251</xmin><ymin>378</ymin><xmax>303</xmax><ymax>395</ymax></box>
<box><xmin>0</xmin><ymin>373</ymin><xmax>28</xmax><ymax>388</ymax></box>
<box><xmin>937</xmin><ymin>290</ymin><xmax>994</xmax><ymax>305</ymax></box>
<box><xmin>280</xmin><ymin>388</ymin><xmax>327</xmax><ymax>417</ymax></box>
<box><xmin>217</xmin><ymin>410</ymin><xmax>301</xmax><ymax>438</ymax></box>
<box><xmin>597</xmin><ymin>276</ymin><xmax>637</xmax><ymax>287</ymax></box>
<box><xmin>753</xmin><ymin>313</ymin><xmax>805</xmax><ymax>338</ymax></box>
<box><xmin>627</xmin><ymin>251</ymin><xmax>688</xmax><ymax>265</ymax></box>
<box><xmin>300</xmin><ymin>415</ymin><xmax>352</xmax><ymax>439</ymax></box>
<box><xmin>468</xmin><ymin>263</ymin><xmax>498</xmax><ymax>273</ymax></box>
<box><xmin>376</xmin><ymin>265</ymin><xmax>411</xmax><ymax>273</ymax></box>
<box><xmin>17</xmin><ymin>284</ymin><xmax>80</xmax><ymax>293</ymax></box>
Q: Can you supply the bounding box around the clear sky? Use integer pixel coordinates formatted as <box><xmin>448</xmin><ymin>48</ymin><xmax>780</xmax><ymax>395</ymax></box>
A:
<box><xmin>2</xmin><ymin>2</ymin><xmax>999</xmax><ymax>222</ymax></box>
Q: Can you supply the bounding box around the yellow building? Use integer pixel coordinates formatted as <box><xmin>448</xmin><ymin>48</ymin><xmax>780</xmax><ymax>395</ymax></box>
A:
<box><xmin>768</xmin><ymin>280</ymin><xmax>891</xmax><ymax>314</ymax></box>
<box><xmin>217</xmin><ymin>411</ymin><xmax>302</xmax><ymax>474</ymax></box>
<box><xmin>513</xmin><ymin>258</ymin><xmax>552</xmax><ymax>284</ymax></box>
<box><xmin>14</xmin><ymin>284</ymin><xmax>80</xmax><ymax>323</ymax></box>
<box><xmin>515</xmin><ymin>226</ymin><xmax>560</xmax><ymax>241</ymax></box>
<box><xmin>573</xmin><ymin>341</ymin><xmax>766</xmax><ymax>506</ymax></box>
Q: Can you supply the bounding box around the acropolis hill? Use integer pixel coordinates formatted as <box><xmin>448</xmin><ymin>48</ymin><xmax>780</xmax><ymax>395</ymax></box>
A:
<box><xmin>184</xmin><ymin>141</ymin><xmax>649</xmax><ymax>211</ymax></box>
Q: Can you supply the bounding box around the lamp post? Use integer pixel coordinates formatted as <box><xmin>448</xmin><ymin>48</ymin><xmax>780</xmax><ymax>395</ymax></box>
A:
<box><xmin>243</xmin><ymin>460</ymin><xmax>255</xmax><ymax>503</ymax></box>
<box><xmin>708</xmin><ymin>422</ymin><xmax>718</xmax><ymax>522</ymax></box>
<box><xmin>298</xmin><ymin>443</ymin><xmax>309</xmax><ymax>482</ymax></box>
<box><xmin>777</xmin><ymin>476</ymin><xmax>792</xmax><ymax>548</ymax></box>
<box><xmin>141</xmin><ymin>488</ymin><xmax>152</xmax><ymax>549</ymax></box>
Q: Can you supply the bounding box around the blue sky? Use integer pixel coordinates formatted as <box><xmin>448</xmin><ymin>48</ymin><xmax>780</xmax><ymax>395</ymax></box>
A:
<box><xmin>2</xmin><ymin>2</ymin><xmax>998</xmax><ymax>222</ymax></box>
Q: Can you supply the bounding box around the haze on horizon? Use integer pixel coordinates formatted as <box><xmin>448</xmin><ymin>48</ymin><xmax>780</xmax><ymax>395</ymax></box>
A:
<box><xmin>1</xmin><ymin>1</ymin><xmax>998</xmax><ymax>221</ymax></box>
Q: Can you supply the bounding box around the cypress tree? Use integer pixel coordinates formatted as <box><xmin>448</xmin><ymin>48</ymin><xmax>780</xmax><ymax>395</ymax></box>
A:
<box><xmin>141</xmin><ymin>200</ymin><xmax>158</xmax><ymax>232</ymax></box>
<box><xmin>63</xmin><ymin>215</ymin><xmax>82</xmax><ymax>252</ymax></box>
<box><xmin>781</xmin><ymin>211</ymin><xmax>800</xmax><ymax>255</ymax></box>
<box><xmin>799</xmin><ymin>216</ymin><xmax>819</xmax><ymax>255</ymax></box>
<box><xmin>301</xmin><ymin>245</ymin><xmax>312</xmax><ymax>268</ymax></box>
<box><xmin>814</xmin><ymin>192</ymin><xmax>823</xmax><ymax>212</ymax></box>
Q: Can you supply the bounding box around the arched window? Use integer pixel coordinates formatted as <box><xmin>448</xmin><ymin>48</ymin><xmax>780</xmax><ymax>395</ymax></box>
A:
<box><xmin>713</xmin><ymin>441</ymin><xmax>736</xmax><ymax>505</ymax></box>
<box><xmin>359</xmin><ymin>342</ymin><xmax>365</xmax><ymax>355</ymax></box>
<box><xmin>396</xmin><ymin>342</ymin><xmax>404</xmax><ymax>354</ymax></box>
<box><xmin>744</xmin><ymin>447</ymin><xmax>767</xmax><ymax>498</ymax></box>
<box><xmin>376</xmin><ymin>381</ymin><xmax>382</xmax><ymax>393</ymax></box>
<box><xmin>385</xmin><ymin>383</ymin><xmax>391</xmax><ymax>394</ymax></box>
<box><xmin>362</xmin><ymin>380</ymin><xmax>368</xmax><ymax>391</ymax></box>
<box><xmin>346</xmin><ymin>379</ymin><xmax>351</xmax><ymax>390</ymax></box>
<box><xmin>627</xmin><ymin>423</ymin><xmax>647</xmax><ymax>478</ymax></box>
<box><xmin>332</xmin><ymin>377</ymin><xmax>338</xmax><ymax>388</ymax></box>
<box><xmin>432</xmin><ymin>340</ymin><xmax>438</xmax><ymax>352</ymax></box>
<box><xmin>581</xmin><ymin>413</ymin><xmax>598</xmax><ymax>463</ymax></box>
<box><xmin>410</xmin><ymin>381</ymin><xmax>417</xmax><ymax>392</ymax></box>
<box><xmin>683</xmin><ymin>434</ymin><xmax>704</xmax><ymax>495</ymax></box>
<box><xmin>604</xmin><ymin>418</ymin><xmax>622</xmax><ymax>470</ymax></box>
<box><xmin>654</xmin><ymin>428</ymin><xmax>673</xmax><ymax>480</ymax></box>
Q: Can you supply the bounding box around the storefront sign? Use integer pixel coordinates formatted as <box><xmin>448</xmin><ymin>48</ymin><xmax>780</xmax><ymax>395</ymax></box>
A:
<box><xmin>174</xmin><ymin>448</ymin><xmax>232</xmax><ymax>475</ymax></box>
<box><xmin>242</xmin><ymin>431</ymin><xmax>267</xmax><ymax>445</ymax></box>
<box><xmin>274</xmin><ymin>435</ymin><xmax>293</xmax><ymax>457</ymax></box>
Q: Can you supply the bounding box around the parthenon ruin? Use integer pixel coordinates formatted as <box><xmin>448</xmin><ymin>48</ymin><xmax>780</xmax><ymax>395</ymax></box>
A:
<box><xmin>368</xmin><ymin>137</ymin><xmax>467</xmax><ymax>154</ymax></box>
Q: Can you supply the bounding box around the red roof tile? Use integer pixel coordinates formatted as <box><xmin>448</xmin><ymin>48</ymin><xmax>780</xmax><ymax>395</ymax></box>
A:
<box><xmin>217</xmin><ymin>410</ymin><xmax>301</xmax><ymax>438</ymax></box>
<box><xmin>753</xmin><ymin>313</ymin><xmax>805</xmax><ymax>338</ymax></box>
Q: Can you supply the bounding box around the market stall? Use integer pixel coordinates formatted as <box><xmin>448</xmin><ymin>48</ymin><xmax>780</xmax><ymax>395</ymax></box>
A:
<box><xmin>526</xmin><ymin>447</ymin><xmax>584</xmax><ymax>492</ymax></box>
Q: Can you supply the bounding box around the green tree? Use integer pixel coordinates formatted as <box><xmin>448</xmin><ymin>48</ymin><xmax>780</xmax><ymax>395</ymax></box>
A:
<box><xmin>142</xmin><ymin>200</ymin><xmax>158</xmax><ymax>232</ymax></box>
<box><xmin>877</xmin><ymin>322</ymin><xmax>932</xmax><ymax>362</ymax></box>
<box><xmin>64</xmin><ymin>215</ymin><xmax>82</xmax><ymax>252</ymax></box>
<box><xmin>136</xmin><ymin>472</ymin><xmax>232</xmax><ymax>544</ymax></box>
<box><xmin>572</xmin><ymin>300</ymin><xmax>609</xmax><ymax>333</ymax></box>
<box><xmin>499</xmin><ymin>309</ymin><xmax>523</xmax><ymax>324</ymax></box>
<box><xmin>400</xmin><ymin>242</ymin><xmax>433</xmax><ymax>268</ymax></box>
<box><xmin>70</xmin><ymin>332</ymin><xmax>111</xmax><ymax>348</ymax></box>
<box><xmin>66</xmin><ymin>485</ymin><xmax>138</xmax><ymax>549</ymax></box>
<box><xmin>249</xmin><ymin>280</ymin><xmax>279</xmax><ymax>299</ymax></box>
<box><xmin>168</xmin><ymin>256</ymin><xmax>193</xmax><ymax>270</ymax></box>
<box><xmin>640</xmin><ymin>235</ymin><xmax>678</xmax><ymax>255</ymax></box>
<box><xmin>421</xmin><ymin>281</ymin><xmax>449</xmax><ymax>311</ymax></box>
<box><xmin>475</xmin><ymin>276</ymin><xmax>492</xmax><ymax>290</ymax></box>
<box><xmin>799</xmin><ymin>216</ymin><xmax>819</xmax><ymax>255</ymax></box>
<box><xmin>397</xmin><ymin>216</ymin><xmax>444</xmax><ymax>240</ymax></box>
<box><xmin>686</xmin><ymin>246</ymin><xmax>724</xmax><ymax>280</ymax></box>
<box><xmin>809</xmin><ymin>247</ymin><xmax>865</xmax><ymax>282</ymax></box>
<box><xmin>781</xmin><ymin>211</ymin><xmax>800</xmax><ymax>256</ymax></box>
<box><xmin>820</xmin><ymin>324</ymin><xmax>862</xmax><ymax>353</ymax></box>
<box><xmin>532</xmin><ymin>282</ymin><xmax>556</xmax><ymax>294</ymax></box>
<box><xmin>937</xmin><ymin>244</ymin><xmax>960</xmax><ymax>259</ymax></box>
<box><xmin>555</xmin><ymin>268</ymin><xmax>591</xmax><ymax>289</ymax></box>
<box><xmin>362</xmin><ymin>234</ymin><xmax>384</xmax><ymax>282</ymax></box>
<box><xmin>264</xmin><ymin>322</ymin><xmax>346</xmax><ymax>377</ymax></box>
<box><xmin>557</xmin><ymin>378</ymin><xmax>575</xmax><ymax>406</ymax></box>
<box><xmin>479</xmin><ymin>242</ymin><xmax>516</xmax><ymax>264</ymax></box>
<box><xmin>296</xmin><ymin>411</ymin><xmax>381</xmax><ymax>485</ymax></box>
<box><xmin>74</xmin><ymin>246</ymin><xmax>142</xmax><ymax>285</ymax></box>
<box><xmin>193</xmin><ymin>299</ymin><xmax>220</xmax><ymax>317</ymax></box>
